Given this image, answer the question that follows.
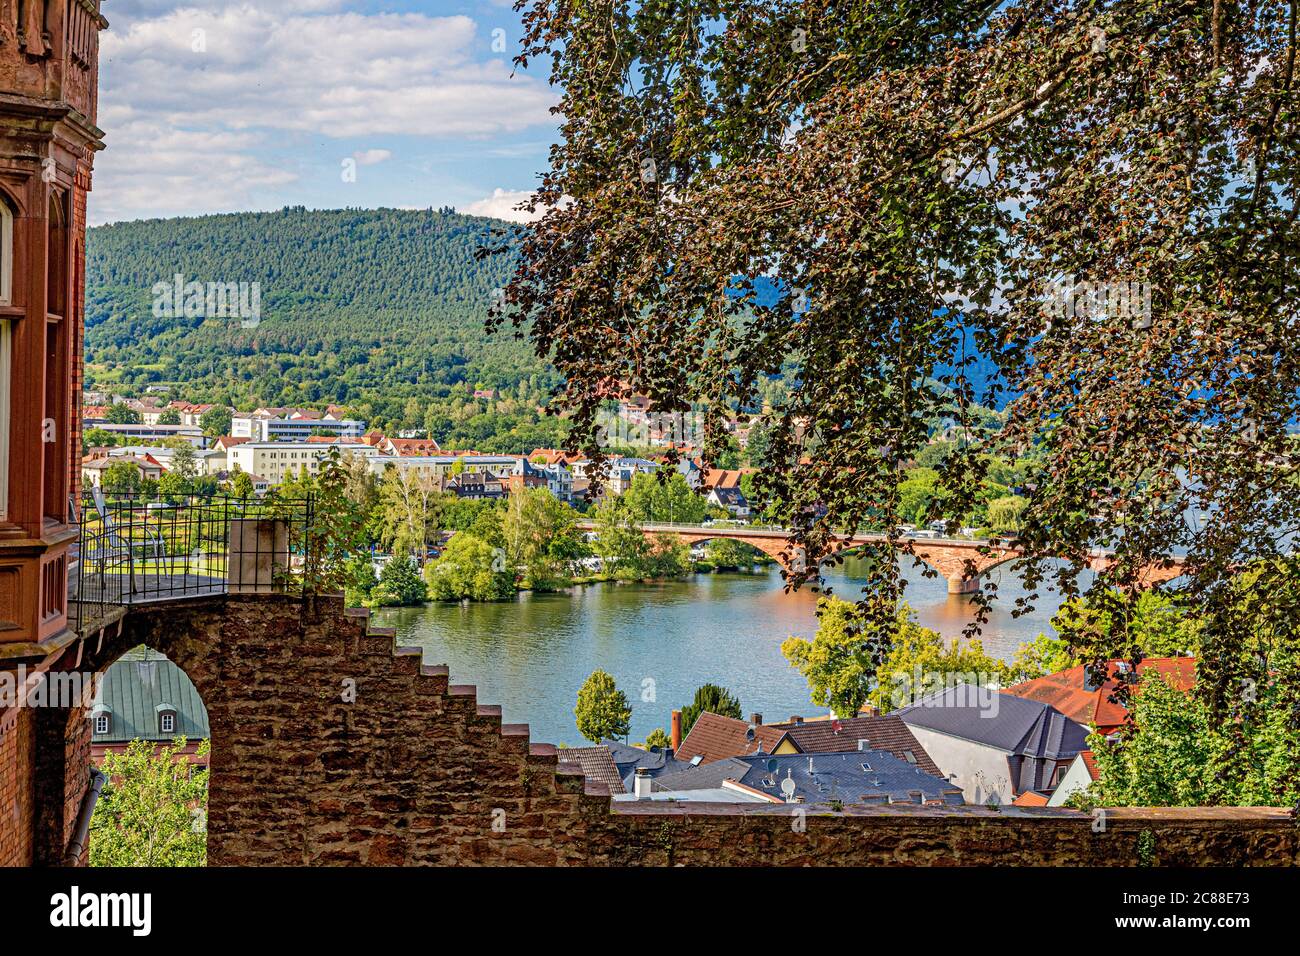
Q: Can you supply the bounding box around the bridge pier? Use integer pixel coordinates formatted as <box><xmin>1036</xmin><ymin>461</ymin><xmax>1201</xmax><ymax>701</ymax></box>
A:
<box><xmin>947</xmin><ymin>574</ymin><xmax>982</xmax><ymax>595</ymax></box>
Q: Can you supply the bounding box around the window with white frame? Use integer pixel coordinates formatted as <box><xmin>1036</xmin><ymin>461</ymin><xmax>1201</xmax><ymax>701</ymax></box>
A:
<box><xmin>160</xmin><ymin>712</ymin><xmax>175</xmax><ymax>734</ymax></box>
<box><xmin>94</xmin><ymin>714</ymin><xmax>110</xmax><ymax>735</ymax></box>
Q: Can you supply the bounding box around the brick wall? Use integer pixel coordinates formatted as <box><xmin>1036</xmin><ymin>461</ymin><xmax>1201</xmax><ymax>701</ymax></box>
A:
<box><xmin>0</xmin><ymin>706</ymin><xmax>35</xmax><ymax>866</ymax></box>
<box><xmin>41</xmin><ymin>593</ymin><xmax>1289</xmax><ymax>867</ymax></box>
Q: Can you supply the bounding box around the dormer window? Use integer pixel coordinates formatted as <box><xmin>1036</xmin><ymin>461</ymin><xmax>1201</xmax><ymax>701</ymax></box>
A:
<box><xmin>156</xmin><ymin>703</ymin><xmax>177</xmax><ymax>735</ymax></box>
<box><xmin>91</xmin><ymin>705</ymin><xmax>112</xmax><ymax>736</ymax></box>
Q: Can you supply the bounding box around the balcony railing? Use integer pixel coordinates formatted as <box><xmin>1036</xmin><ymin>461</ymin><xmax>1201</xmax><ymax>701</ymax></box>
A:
<box><xmin>68</xmin><ymin>491</ymin><xmax>319</xmax><ymax>636</ymax></box>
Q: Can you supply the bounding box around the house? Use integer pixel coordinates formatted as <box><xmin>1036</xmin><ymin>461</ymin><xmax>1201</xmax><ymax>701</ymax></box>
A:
<box><xmin>675</xmin><ymin>711</ymin><xmax>946</xmax><ymax>778</ymax></box>
<box><xmin>1004</xmin><ymin>658</ymin><xmax>1196</xmax><ymax>735</ymax></box>
<box><xmin>628</xmin><ymin>750</ymin><xmax>965</xmax><ymax>806</ymax></box>
<box><xmin>1046</xmin><ymin>750</ymin><xmax>1101</xmax><ymax>807</ymax></box>
<box><xmin>895</xmin><ymin>683</ymin><xmax>1089</xmax><ymax>805</ymax></box>
<box><xmin>770</xmin><ymin>714</ymin><xmax>945</xmax><ymax>777</ymax></box>
<box><xmin>441</xmin><ymin>471</ymin><xmax>508</xmax><ymax>500</ymax></box>
<box><xmin>706</xmin><ymin>486</ymin><xmax>750</xmax><ymax>518</ymax></box>
<box><xmin>675</xmin><ymin>712</ymin><xmax>796</xmax><ymax>764</ymax></box>
<box><xmin>91</xmin><ymin>646</ymin><xmax>210</xmax><ymax>770</ymax></box>
<box><xmin>81</xmin><ymin>453</ymin><xmax>166</xmax><ymax>486</ymax></box>
<box><xmin>379</xmin><ymin>437</ymin><xmax>443</xmax><ymax>457</ymax></box>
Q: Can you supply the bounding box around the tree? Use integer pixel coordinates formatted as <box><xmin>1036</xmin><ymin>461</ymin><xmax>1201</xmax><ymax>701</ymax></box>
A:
<box><xmin>501</xmin><ymin>486</ymin><xmax>584</xmax><ymax>590</ymax></box>
<box><xmin>199</xmin><ymin>406</ymin><xmax>233</xmax><ymax>438</ymax></box>
<box><xmin>1005</xmin><ymin>633</ymin><xmax>1077</xmax><ymax>684</ymax></box>
<box><xmin>782</xmin><ymin>599</ymin><xmax>881</xmax><ymax>719</ymax></box>
<box><xmin>89</xmin><ymin>738</ymin><xmax>209</xmax><ymax>867</ymax></box>
<box><xmin>574</xmin><ymin>669</ymin><xmax>632</xmax><ymax>743</ymax></box>
<box><xmin>869</xmin><ymin>609</ymin><xmax>1012</xmax><ymax>713</ymax></box>
<box><xmin>679</xmin><ymin>683</ymin><xmax>742</xmax><ymax>738</ymax></box>
<box><xmin>374</xmin><ymin>465</ymin><xmax>439</xmax><ymax>561</ymax></box>
<box><xmin>100</xmin><ymin>461</ymin><xmax>141</xmax><ymax>496</ymax></box>
<box><xmin>985</xmin><ymin>495</ymin><xmax>1027</xmax><ymax>533</ymax></box>
<box><xmin>704</xmin><ymin>537</ymin><xmax>762</xmax><ymax>569</ymax></box>
<box><xmin>622</xmin><ymin>471</ymin><xmax>709</xmax><ymax>525</ymax></box>
<box><xmin>156</xmin><ymin>408</ymin><xmax>181</xmax><ymax>425</ymax></box>
<box><xmin>84</xmin><ymin>426</ymin><xmax>118</xmax><ymax>448</ymax></box>
<box><xmin>591</xmin><ymin>495</ymin><xmax>649</xmax><ymax>578</ymax></box>
<box><xmin>105</xmin><ymin>403</ymin><xmax>140</xmax><ymax>425</ymax></box>
<box><xmin>370</xmin><ymin>554</ymin><xmax>428</xmax><ymax>607</ymax></box>
<box><xmin>344</xmin><ymin>553</ymin><xmax>378</xmax><ymax>607</ymax></box>
<box><xmin>230</xmin><ymin>470</ymin><xmax>255</xmax><ymax>500</ymax></box>
<box><xmin>496</xmin><ymin>0</ymin><xmax>1300</xmax><ymax>753</ymax></box>
<box><xmin>170</xmin><ymin>444</ymin><xmax>198</xmax><ymax>480</ymax></box>
<box><xmin>424</xmin><ymin>532</ymin><xmax>514</xmax><ymax>602</ymax></box>
<box><xmin>643</xmin><ymin>727</ymin><xmax>672</xmax><ymax>750</ymax></box>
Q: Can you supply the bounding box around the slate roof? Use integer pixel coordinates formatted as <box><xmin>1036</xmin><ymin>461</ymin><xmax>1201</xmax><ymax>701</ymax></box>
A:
<box><xmin>771</xmin><ymin>715</ymin><xmax>944</xmax><ymax>777</ymax></box>
<box><xmin>602</xmin><ymin>739</ymin><xmax>692</xmax><ymax>791</ymax></box>
<box><xmin>676</xmin><ymin>712</ymin><xmax>792</xmax><ymax>764</ymax></box>
<box><xmin>92</xmin><ymin>646</ymin><xmax>209</xmax><ymax>743</ymax></box>
<box><xmin>556</xmin><ymin>746</ymin><xmax>626</xmax><ymax>795</ymax></box>
<box><xmin>651</xmin><ymin>751</ymin><xmax>964</xmax><ymax>806</ymax></box>
<box><xmin>1004</xmin><ymin>658</ymin><xmax>1196</xmax><ymax>729</ymax></box>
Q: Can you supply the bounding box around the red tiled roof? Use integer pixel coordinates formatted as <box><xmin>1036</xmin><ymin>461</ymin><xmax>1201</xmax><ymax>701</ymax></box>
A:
<box><xmin>556</xmin><ymin>746</ymin><xmax>626</xmax><ymax>795</ymax></box>
<box><xmin>676</xmin><ymin>712</ymin><xmax>791</xmax><ymax>764</ymax></box>
<box><xmin>771</xmin><ymin>715</ymin><xmax>944</xmax><ymax>777</ymax></box>
<box><xmin>1080</xmin><ymin>750</ymin><xmax>1100</xmax><ymax>781</ymax></box>
<box><xmin>701</xmin><ymin>468</ymin><xmax>756</xmax><ymax>490</ymax></box>
<box><xmin>386</xmin><ymin>438</ymin><xmax>442</xmax><ymax>456</ymax></box>
<box><xmin>1012</xmin><ymin>790</ymin><xmax>1050</xmax><ymax>807</ymax></box>
<box><xmin>1004</xmin><ymin>658</ymin><xmax>1196</xmax><ymax>730</ymax></box>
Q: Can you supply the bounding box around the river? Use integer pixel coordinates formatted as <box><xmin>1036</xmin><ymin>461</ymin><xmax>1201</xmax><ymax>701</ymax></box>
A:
<box><xmin>377</xmin><ymin>558</ymin><xmax>1090</xmax><ymax>747</ymax></box>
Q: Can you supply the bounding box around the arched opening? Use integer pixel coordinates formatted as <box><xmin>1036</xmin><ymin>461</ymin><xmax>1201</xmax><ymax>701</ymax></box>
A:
<box><xmin>82</xmin><ymin>644</ymin><xmax>211</xmax><ymax>867</ymax></box>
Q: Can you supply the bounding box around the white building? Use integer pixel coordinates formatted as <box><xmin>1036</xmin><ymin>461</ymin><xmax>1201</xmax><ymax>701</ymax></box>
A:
<box><xmin>226</xmin><ymin>441</ymin><xmax>380</xmax><ymax>486</ymax></box>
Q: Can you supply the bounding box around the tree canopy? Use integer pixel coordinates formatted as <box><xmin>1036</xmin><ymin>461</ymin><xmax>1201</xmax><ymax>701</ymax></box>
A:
<box><xmin>497</xmin><ymin>0</ymin><xmax>1300</xmax><ymax>745</ymax></box>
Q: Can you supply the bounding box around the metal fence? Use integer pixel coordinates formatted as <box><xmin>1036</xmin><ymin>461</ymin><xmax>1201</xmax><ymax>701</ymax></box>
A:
<box><xmin>69</xmin><ymin>491</ymin><xmax>318</xmax><ymax>634</ymax></box>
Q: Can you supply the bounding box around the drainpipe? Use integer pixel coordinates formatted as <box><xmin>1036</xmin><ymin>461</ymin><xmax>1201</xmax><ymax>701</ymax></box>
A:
<box><xmin>63</xmin><ymin>768</ymin><xmax>106</xmax><ymax>866</ymax></box>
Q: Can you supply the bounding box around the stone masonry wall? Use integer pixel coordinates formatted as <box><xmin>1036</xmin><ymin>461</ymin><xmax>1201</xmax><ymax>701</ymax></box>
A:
<box><xmin>44</xmin><ymin>593</ymin><xmax>1300</xmax><ymax>866</ymax></box>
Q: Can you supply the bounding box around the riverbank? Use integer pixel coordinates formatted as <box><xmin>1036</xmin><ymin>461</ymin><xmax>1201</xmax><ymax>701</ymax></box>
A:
<box><xmin>375</xmin><ymin>562</ymin><xmax>1067</xmax><ymax>747</ymax></box>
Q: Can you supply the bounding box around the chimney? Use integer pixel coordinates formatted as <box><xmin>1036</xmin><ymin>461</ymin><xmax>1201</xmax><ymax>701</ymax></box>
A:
<box><xmin>789</xmin><ymin>715</ymin><xmax>803</xmax><ymax>725</ymax></box>
<box><xmin>633</xmin><ymin>767</ymin><xmax>652</xmax><ymax>800</ymax></box>
<box><xmin>750</xmin><ymin>712</ymin><xmax>763</xmax><ymax>725</ymax></box>
<box><xmin>670</xmin><ymin>709</ymin><xmax>682</xmax><ymax>750</ymax></box>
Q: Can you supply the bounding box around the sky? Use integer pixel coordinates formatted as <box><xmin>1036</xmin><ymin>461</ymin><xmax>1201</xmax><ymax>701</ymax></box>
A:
<box><xmin>92</xmin><ymin>0</ymin><xmax>557</xmax><ymax>225</ymax></box>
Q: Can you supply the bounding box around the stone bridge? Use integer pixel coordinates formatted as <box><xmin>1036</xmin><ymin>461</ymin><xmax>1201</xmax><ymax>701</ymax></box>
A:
<box><xmin>576</xmin><ymin>522</ymin><xmax>1187</xmax><ymax>594</ymax></box>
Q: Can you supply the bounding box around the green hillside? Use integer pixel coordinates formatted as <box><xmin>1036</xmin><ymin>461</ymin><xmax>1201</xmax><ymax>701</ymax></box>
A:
<box><xmin>85</xmin><ymin>206</ymin><xmax>566</xmax><ymax>450</ymax></box>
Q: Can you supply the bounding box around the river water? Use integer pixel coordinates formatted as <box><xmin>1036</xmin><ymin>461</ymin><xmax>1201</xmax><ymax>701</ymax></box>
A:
<box><xmin>377</xmin><ymin>558</ymin><xmax>1088</xmax><ymax>747</ymax></box>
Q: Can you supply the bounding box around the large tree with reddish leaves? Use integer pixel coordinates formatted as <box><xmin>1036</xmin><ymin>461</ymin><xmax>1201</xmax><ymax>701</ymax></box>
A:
<box><xmin>489</xmin><ymin>0</ymin><xmax>1300</xmax><ymax>799</ymax></box>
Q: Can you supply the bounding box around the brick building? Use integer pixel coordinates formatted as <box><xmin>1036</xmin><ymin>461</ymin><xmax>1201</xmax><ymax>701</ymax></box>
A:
<box><xmin>0</xmin><ymin>0</ymin><xmax>107</xmax><ymax>866</ymax></box>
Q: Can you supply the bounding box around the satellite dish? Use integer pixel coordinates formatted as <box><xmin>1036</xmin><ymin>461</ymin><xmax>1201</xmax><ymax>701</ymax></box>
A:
<box><xmin>780</xmin><ymin>774</ymin><xmax>797</xmax><ymax>799</ymax></box>
<box><xmin>745</xmin><ymin>727</ymin><xmax>756</xmax><ymax>741</ymax></box>
<box><xmin>766</xmin><ymin>758</ymin><xmax>778</xmax><ymax>774</ymax></box>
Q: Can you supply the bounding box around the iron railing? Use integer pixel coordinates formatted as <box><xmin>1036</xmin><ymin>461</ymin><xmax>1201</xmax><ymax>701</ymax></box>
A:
<box><xmin>69</xmin><ymin>491</ymin><xmax>318</xmax><ymax>634</ymax></box>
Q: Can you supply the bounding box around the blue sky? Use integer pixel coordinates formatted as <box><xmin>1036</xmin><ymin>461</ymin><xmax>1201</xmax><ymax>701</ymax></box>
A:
<box><xmin>93</xmin><ymin>0</ymin><xmax>558</xmax><ymax>224</ymax></box>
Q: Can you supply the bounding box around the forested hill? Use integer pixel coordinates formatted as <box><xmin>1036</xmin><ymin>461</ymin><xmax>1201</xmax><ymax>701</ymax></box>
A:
<box><xmin>85</xmin><ymin>207</ymin><xmax>559</xmax><ymax>426</ymax></box>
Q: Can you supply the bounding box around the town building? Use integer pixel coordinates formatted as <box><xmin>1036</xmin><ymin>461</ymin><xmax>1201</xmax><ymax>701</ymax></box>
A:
<box><xmin>895</xmin><ymin>684</ymin><xmax>1089</xmax><ymax>805</ymax></box>
<box><xmin>1004</xmin><ymin>658</ymin><xmax>1196</xmax><ymax>735</ymax></box>
<box><xmin>91</xmin><ymin>647</ymin><xmax>210</xmax><ymax>770</ymax></box>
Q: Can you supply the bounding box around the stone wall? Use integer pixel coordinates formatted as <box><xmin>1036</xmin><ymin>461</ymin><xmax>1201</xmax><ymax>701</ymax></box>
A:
<box><xmin>20</xmin><ymin>593</ymin><xmax>1300</xmax><ymax>866</ymax></box>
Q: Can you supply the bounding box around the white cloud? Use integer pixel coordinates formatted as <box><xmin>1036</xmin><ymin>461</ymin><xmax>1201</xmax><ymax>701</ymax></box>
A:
<box><xmin>352</xmin><ymin>149</ymin><xmax>392</xmax><ymax>166</ymax></box>
<box><xmin>459</xmin><ymin>188</ymin><xmax>541</xmax><ymax>223</ymax></box>
<box><xmin>93</xmin><ymin>4</ymin><xmax>557</xmax><ymax>220</ymax></box>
